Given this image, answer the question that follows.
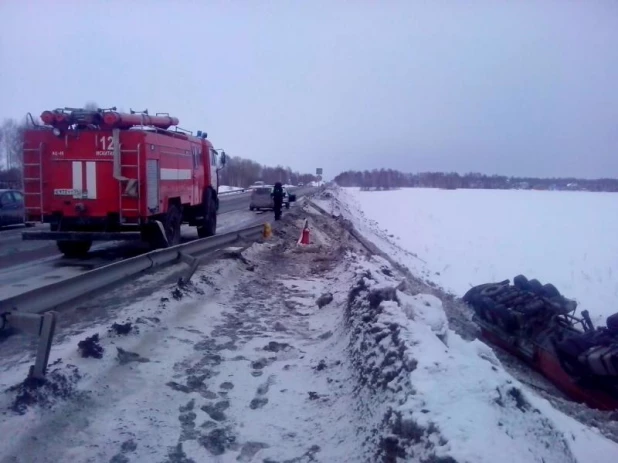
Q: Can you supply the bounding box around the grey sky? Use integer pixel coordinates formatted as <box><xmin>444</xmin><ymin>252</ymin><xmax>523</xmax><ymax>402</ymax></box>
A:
<box><xmin>1</xmin><ymin>1</ymin><xmax>616</xmax><ymax>179</ymax></box>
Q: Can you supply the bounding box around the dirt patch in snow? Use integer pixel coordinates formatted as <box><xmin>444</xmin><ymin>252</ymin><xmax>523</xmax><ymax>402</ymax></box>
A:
<box><xmin>4</xmin><ymin>364</ymin><xmax>83</xmax><ymax>415</ymax></box>
<box><xmin>108</xmin><ymin>321</ymin><xmax>139</xmax><ymax>336</ymax></box>
<box><xmin>77</xmin><ymin>333</ymin><xmax>104</xmax><ymax>359</ymax></box>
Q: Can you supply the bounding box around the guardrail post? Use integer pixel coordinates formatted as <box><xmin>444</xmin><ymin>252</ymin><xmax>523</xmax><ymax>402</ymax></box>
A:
<box><xmin>3</xmin><ymin>311</ymin><xmax>57</xmax><ymax>380</ymax></box>
<box><xmin>178</xmin><ymin>252</ymin><xmax>199</xmax><ymax>284</ymax></box>
<box><xmin>32</xmin><ymin>312</ymin><xmax>57</xmax><ymax>379</ymax></box>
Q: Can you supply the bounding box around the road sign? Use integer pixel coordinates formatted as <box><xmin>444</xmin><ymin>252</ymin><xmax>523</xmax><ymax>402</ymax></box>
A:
<box><xmin>316</xmin><ymin>168</ymin><xmax>323</xmax><ymax>175</ymax></box>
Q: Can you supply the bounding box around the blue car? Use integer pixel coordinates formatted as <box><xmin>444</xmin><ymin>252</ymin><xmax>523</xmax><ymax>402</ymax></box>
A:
<box><xmin>0</xmin><ymin>189</ymin><xmax>26</xmax><ymax>227</ymax></box>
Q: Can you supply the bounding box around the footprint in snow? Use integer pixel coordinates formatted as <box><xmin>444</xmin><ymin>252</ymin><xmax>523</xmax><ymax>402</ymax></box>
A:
<box><xmin>249</xmin><ymin>375</ymin><xmax>275</xmax><ymax>409</ymax></box>
<box><xmin>237</xmin><ymin>442</ymin><xmax>270</xmax><ymax>462</ymax></box>
<box><xmin>201</xmin><ymin>401</ymin><xmax>230</xmax><ymax>422</ymax></box>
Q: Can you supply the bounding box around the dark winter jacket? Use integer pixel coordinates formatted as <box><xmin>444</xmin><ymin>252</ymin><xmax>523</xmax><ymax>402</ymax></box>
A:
<box><xmin>271</xmin><ymin>183</ymin><xmax>284</xmax><ymax>203</ymax></box>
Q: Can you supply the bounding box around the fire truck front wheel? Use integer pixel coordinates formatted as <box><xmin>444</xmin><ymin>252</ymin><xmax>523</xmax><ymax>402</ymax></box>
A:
<box><xmin>56</xmin><ymin>240</ymin><xmax>92</xmax><ymax>258</ymax></box>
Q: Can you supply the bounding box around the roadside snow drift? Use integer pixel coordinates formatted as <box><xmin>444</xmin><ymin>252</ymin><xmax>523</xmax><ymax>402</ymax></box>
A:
<box><xmin>1</xmin><ymin>200</ymin><xmax>616</xmax><ymax>463</ymax></box>
<box><xmin>345</xmin><ymin>257</ymin><xmax>617</xmax><ymax>463</ymax></box>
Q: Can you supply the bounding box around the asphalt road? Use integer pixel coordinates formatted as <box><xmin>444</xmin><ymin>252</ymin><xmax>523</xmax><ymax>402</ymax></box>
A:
<box><xmin>0</xmin><ymin>186</ymin><xmax>316</xmax><ymax>297</ymax></box>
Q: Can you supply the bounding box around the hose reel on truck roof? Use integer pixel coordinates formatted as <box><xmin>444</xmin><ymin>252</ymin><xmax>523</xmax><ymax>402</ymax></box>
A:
<box><xmin>40</xmin><ymin>107</ymin><xmax>180</xmax><ymax>131</ymax></box>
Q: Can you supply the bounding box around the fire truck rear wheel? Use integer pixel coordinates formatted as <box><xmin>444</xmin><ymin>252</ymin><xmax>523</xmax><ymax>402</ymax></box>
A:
<box><xmin>164</xmin><ymin>204</ymin><xmax>183</xmax><ymax>246</ymax></box>
<box><xmin>197</xmin><ymin>192</ymin><xmax>217</xmax><ymax>238</ymax></box>
<box><xmin>56</xmin><ymin>240</ymin><xmax>92</xmax><ymax>258</ymax></box>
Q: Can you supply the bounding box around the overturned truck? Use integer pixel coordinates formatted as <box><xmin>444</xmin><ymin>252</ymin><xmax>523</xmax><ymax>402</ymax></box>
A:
<box><xmin>463</xmin><ymin>275</ymin><xmax>618</xmax><ymax>411</ymax></box>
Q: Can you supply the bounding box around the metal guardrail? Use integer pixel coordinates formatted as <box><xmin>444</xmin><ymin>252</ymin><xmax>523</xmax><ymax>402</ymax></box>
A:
<box><xmin>0</xmin><ymin>222</ymin><xmax>266</xmax><ymax>380</ymax></box>
<box><xmin>1</xmin><ymin>223</ymin><xmax>265</xmax><ymax>315</ymax></box>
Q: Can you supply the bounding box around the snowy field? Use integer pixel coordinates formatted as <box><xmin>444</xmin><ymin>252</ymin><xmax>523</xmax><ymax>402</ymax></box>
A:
<box><xmin>320</xmin><ymin>187</ymin><xmax>618</xmax><ymax>326</ymax></box>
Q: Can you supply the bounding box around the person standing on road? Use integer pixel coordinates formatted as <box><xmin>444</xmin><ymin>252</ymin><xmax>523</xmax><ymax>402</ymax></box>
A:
<box><xmin>271</xmin><ymin>182</ymin><xmax>284</xmax><ymax>220</ymax></box>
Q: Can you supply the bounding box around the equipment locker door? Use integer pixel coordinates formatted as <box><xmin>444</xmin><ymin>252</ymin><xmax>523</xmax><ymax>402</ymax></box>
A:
<box><xmin>192</xmin><ymin>145</ymin><xmax>201</xmax><ymax>204</ymax></box>
<box><xmin>209</xmin><ymin>148</ymin><xmax>218</xmax><ymax>190</ymax></box>
<box><xmin>146</xmin><ymin>159</ymin><xmax>160</xmax><ymax>214</ymax></box>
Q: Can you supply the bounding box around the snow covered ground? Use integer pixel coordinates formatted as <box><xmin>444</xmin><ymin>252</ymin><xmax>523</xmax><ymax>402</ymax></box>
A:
<box><xmin>1</xmin><ymin>195</ymin><xmax>617</xmax><ymax>462</ymax></box>
<box><xmin>317</xmin><ymin>187</ymin><xmax>618</xmax><ymax>327</ymax></box>
<box><xmin>218</xmin><ymin>185</ymin><xmax>247</xmax><ymax>194</ymax></box>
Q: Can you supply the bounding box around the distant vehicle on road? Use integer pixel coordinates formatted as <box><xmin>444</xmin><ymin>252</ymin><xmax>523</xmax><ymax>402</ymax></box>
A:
<box><xmin>249</xmin><ymin>185</ymin><xmax>295</xmax><ymax>211</ymax></box>
<box><xmin>0</xmin><ymin>189</ymin><xmax>26</xmax><ymax>227</ymax></box>
<box><xmin>248</xmin><ymin>181</ymin><xmax>265</xmax><ymax>191</ymax></box>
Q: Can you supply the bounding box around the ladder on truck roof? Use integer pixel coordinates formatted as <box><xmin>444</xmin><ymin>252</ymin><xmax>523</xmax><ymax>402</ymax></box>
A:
<box><xmin>22</xmin><ymin>143</ymin><xmax>44</xmax><ymax>222</ymax></box>
<box><xmin>112</xmin><ymin>129</ymin><xmax>141</xmax><ymax>222</ymax></box>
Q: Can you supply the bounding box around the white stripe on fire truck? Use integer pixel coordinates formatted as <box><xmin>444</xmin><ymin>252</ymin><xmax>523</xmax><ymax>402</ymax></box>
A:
<box><xmin>72</xmin><ymin>161</ymin><xmax>83</xmax><ymax>196</ymax></box>
<box><xmin>160</xmin><ymin>168</ymin><xmax>192</xmax><ymax>181</ymax></box>
<box><xmin>86</xmin><ymin>161</ymin><xmax>97</xmax><ymax>199</ymax></box>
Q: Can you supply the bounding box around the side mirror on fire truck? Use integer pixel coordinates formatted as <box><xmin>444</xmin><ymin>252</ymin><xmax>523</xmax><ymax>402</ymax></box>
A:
<box><xmin>220</xmin><ymin>151</ymin><xmax>227</xmax><ymax>167</ymax></box>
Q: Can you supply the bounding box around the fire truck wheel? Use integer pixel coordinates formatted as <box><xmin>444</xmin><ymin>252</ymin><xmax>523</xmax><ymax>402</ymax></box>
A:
<box><xmin>164</xmin><ymin>204</ymin><xmax>182</xmax><ymax>246</ymax></box>
<box><xmin>56</xmin><ymin>240</ymin><xmax>92</xmax><ymax>257</ymax></box>
<box><xmin>197</xmin><ymin>192</ymin><xmax>217</xmax><ymax>238</ymax></box>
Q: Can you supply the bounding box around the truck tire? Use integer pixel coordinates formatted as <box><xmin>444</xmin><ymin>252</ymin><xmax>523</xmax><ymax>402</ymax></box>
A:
<box><xmin>542</xmin><ymin>283</ymin><xmax>560</xmax><ymax>299</ymax></box>
<box><xmin>513</xmin><ymin>274</ymin><xmax>530</xmax><ymax>291</ymax></box>
<box><xmin>480</xmin><ymin>284</ymin><xmax>508</xmax><ymax>299</ymax></box>
<box><xmin>463</xmin><ymin>284</ymin><xmax>492</xmax><ymax>303</ymax></box>
<box><xmin>198</xmin><ymin>189</ymin><xmax>217</xmax><ymax>238</ymax></box>
<box><xmin>164</xmin><ymin>204</ymin><xmax>182</xmax><ymax>246</ymax></box>
<box><xmin>57</xmin><ymin>240</ymin><xmax>92</xmax><ymax>258</ymax></box>
<box><xmin>528</xmin><ymin>279</ymin><xmax>543</xmax><ymax>295</ymax></box>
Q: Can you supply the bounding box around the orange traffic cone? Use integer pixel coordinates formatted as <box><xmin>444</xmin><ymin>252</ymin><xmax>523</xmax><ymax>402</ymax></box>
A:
<box><xmin>298</xmin><ymin>219</ymin><xmax>310</xmax><ymax>245</ymax></box>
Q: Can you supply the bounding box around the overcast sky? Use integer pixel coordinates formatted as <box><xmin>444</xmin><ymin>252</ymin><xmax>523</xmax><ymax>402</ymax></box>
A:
<box><xmin>1</xmin><ymin>1</ymin><xmax>616</xmax><ymax>179</ymax></box>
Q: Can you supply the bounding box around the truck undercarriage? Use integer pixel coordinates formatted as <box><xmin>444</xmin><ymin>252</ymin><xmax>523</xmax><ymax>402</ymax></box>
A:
<box><xmin>463</xmin><ymin>276</ymin><xmax>618</xmax><ymax>411</ymax></box>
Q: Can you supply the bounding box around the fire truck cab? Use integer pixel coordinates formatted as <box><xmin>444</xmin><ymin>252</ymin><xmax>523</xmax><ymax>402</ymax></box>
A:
<box><xmin>22</xmin><ymin>106</ymin><xmax>227</xmax><ymax>257</ymax></box>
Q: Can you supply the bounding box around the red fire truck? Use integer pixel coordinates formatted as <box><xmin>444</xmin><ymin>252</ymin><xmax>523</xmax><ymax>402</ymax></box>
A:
<box><xmin>21</xmin><ymin>106</ymin><xmax>227</xmax><ymax>257</ymax></box>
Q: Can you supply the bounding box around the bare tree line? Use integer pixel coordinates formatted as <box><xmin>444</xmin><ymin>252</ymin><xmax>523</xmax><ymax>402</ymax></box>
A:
<box><xmin>334</xmin><ymin>169</ymin><xmax>618</xmax><ymax>192</ymax></box>
<box><xmin>218</xmin><ymin>155</ymin><xmax>318</xmax><ymax>188</ymax></box>
<box><xmin>0</xmin><ymin>118</ymin><xmax>26</xmax><ymax>188</ymax></box>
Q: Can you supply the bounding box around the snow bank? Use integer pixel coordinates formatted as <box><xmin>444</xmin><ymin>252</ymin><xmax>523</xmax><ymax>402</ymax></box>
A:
<box><xmin>345</xmin><ymin>255</ymin><xmax>618</xmax><ymax>463</ymax></box>
<box><xmin>218</xmin><ymin>185</ymin><xmax>246</xmax><ymax>194</ymax></box>
<box><xmin>324</xmin><ymin>187</ymin><xmax>618</xmax><ymax>325</ymax></box>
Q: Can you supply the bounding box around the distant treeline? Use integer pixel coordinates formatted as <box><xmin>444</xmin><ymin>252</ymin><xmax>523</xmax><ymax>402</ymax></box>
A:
<box><xmin>334</xmin><ymin>169</ymin><xmax>618</xmax><ymax>192</ymax></box>
<box><xmin>219</xmin><ymin>155</ymin><xmax>318</xmax><ymax>188</ymax></box>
